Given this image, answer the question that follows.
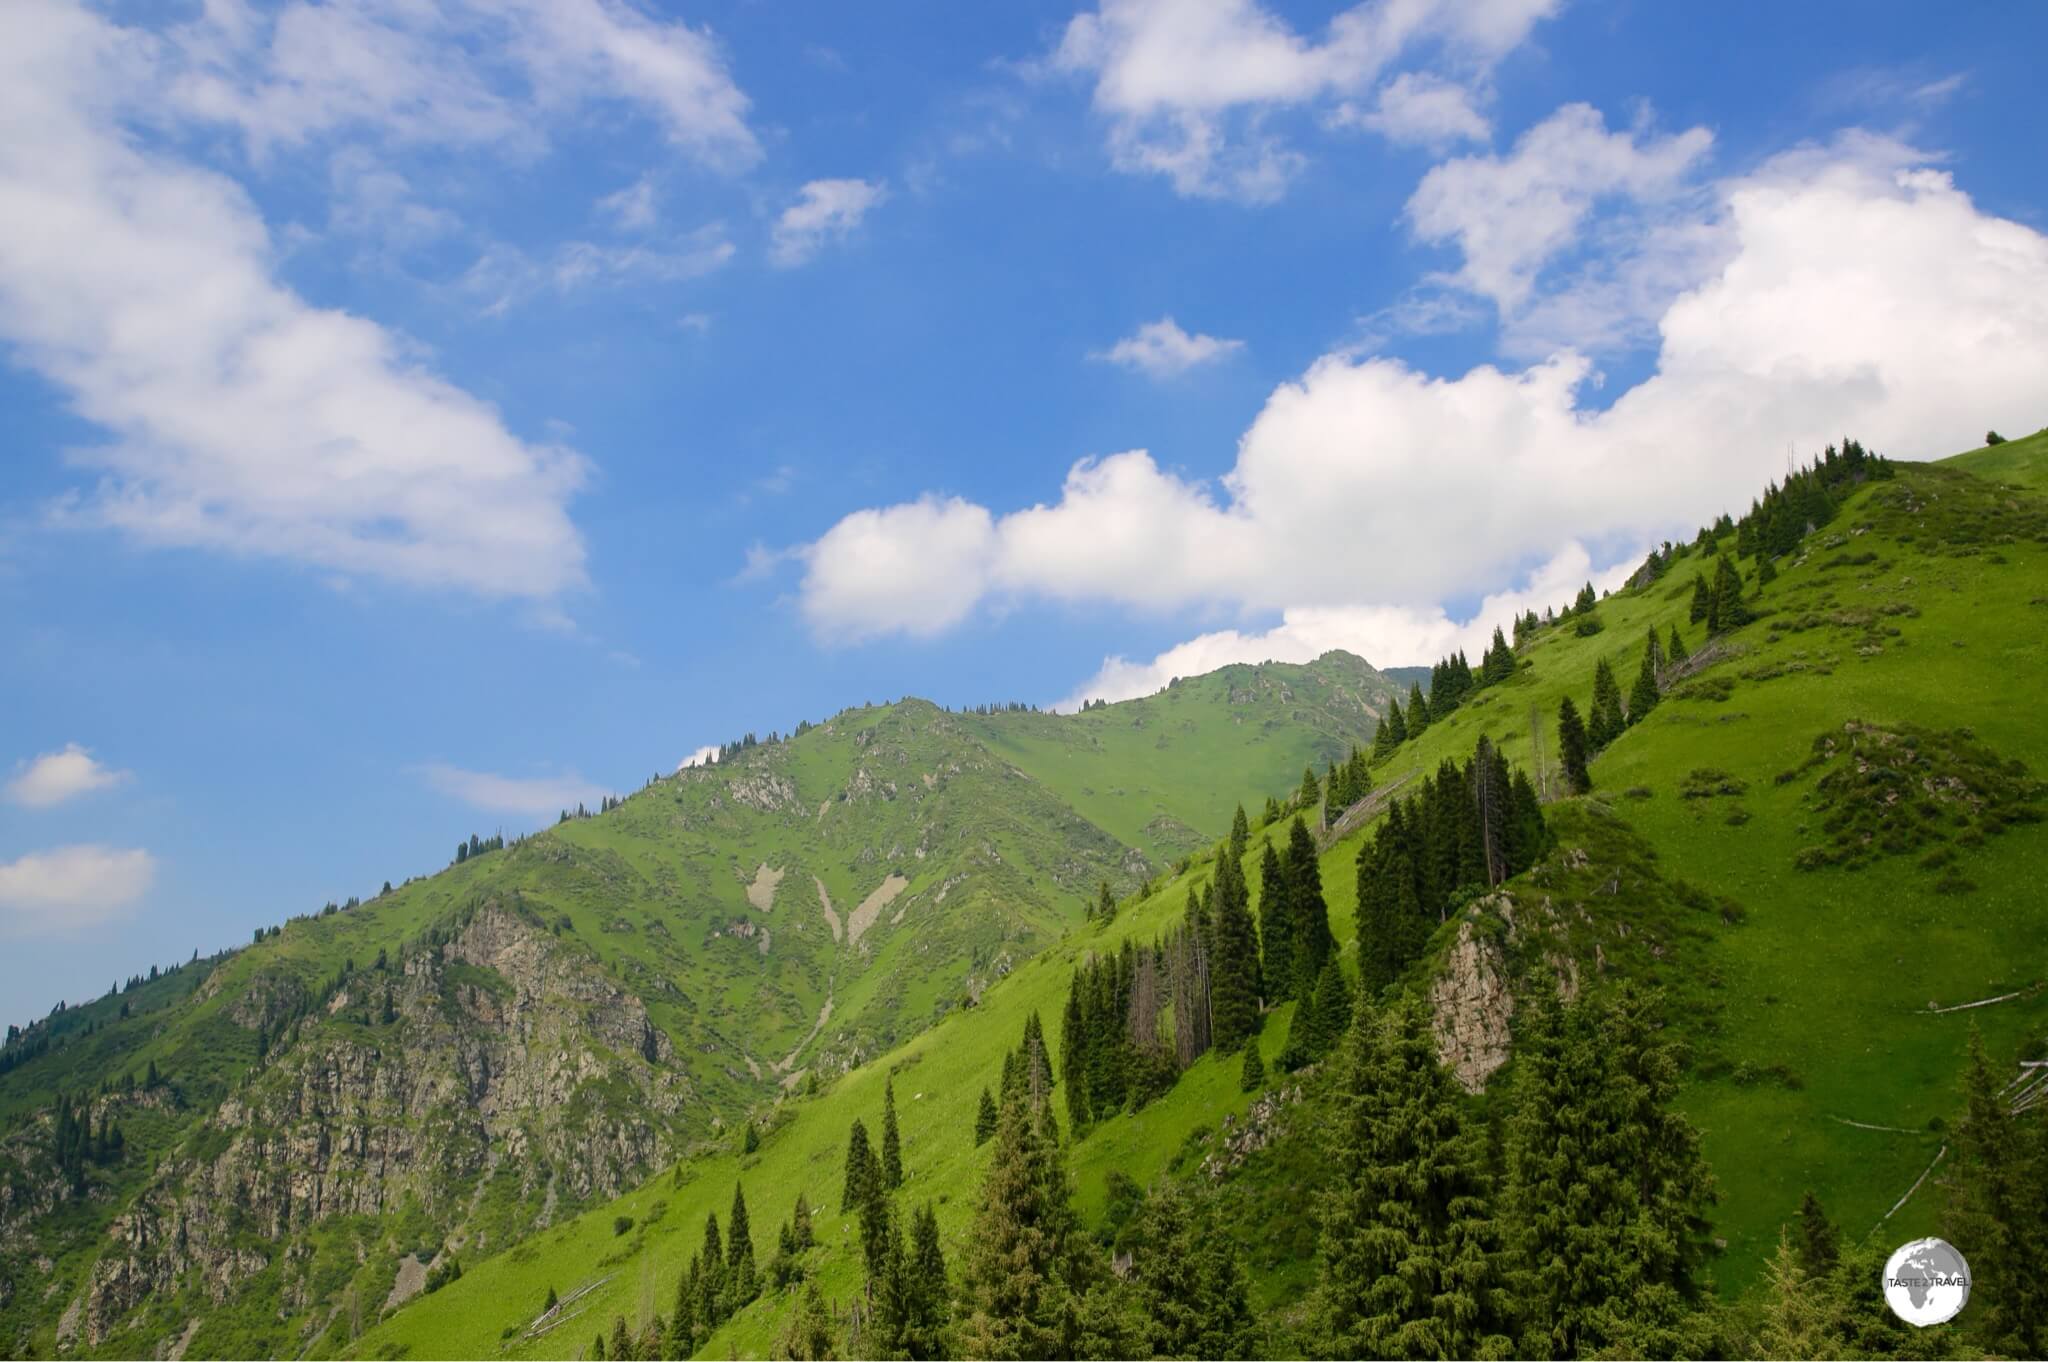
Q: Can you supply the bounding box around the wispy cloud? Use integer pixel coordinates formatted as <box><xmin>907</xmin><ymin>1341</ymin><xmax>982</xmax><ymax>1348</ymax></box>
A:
<box><xmin>770</xmin><ymin>179</ymin><xmax>886</xmax><ymax>267</ymax></box>
<box><xmin>417</xmin><ymin>763</ymin><xmax>607</xmax><ymax>820</ymax></box>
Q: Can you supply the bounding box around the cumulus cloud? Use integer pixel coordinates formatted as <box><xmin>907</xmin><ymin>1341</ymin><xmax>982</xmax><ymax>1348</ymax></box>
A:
<box><xmin>770</xmin><ymin>179</ymin><xmax>886</xmax><ymax>268</ymax></box>
<box><xmin>0</xmin><ymin>0</ymin><xmax>598</xmax><ymax>601</ymax></box>
<box><xmin>1049</xmin><ymin>0</ymin><xmax>1559</xmax><ymax>200</ymax></box>
<box><xmin>791</xmin><ymin>138</ymin><xmax>2048</xmax><ymax>659</ymax></box>
<box><xmin>417</xmin><ymin>763</ymin><xmax>607</xmax><ymax>821</ymax></box>
<box><xmin>676</xmin><ymin>745</ymin><xmax>719</xmax><ymax>771</ymax></box>
<box><xmin>1407</xmin><ymin>102</ymin><xmax>1715</xmax><ymax>315</ymax></box>
<box><xmin>0</xmin><ymin>845</ymin><xmax>155</xmax><ymax>935</ymax></box>
<box><xmin>6</xmin><ymin>745</ymin><xmax>130</xmax><ymax>808</ymax></box>
<box><xmin>1092</xmin><ymin>317</ymin><xmax>1244</xmax><ymax>378</ymax></box>
<box><xmin>1057</xmin><ymin>543</ymin><xmax>1633</xmax><ymax>708</ymax></box>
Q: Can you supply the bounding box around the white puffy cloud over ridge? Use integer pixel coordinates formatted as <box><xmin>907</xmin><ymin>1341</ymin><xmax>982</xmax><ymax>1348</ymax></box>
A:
<box><xmin>794</xmin><ymin>139</ymin><xmax>2048</xmax><ymax>682</ymax></box>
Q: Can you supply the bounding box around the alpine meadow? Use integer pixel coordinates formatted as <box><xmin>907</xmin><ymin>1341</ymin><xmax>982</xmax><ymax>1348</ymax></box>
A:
<box><xmin>5</xmin><ymin>3</ymin><xmax>2048</xmax><ymax>1361</ymax></box>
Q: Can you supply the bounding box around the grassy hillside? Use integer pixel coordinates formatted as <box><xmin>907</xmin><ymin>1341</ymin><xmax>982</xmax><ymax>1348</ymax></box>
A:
<box><xmin>358</xmin><ymin>436</ymin><xmax>2048</xmax><ymax>1359</ymax></box>
<box><xmin>0</xmin><ymin>659</ymin><xmax>1398</xmax><ymax>1359</ymax></box>
<box><xmin>1942</xmin><ymin>425</ymin><xmax>2048</xmax><ymax>491</ymax></box>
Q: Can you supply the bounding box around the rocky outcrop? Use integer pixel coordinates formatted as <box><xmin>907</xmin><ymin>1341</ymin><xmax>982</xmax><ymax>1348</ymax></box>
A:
<box><xmin>74</xmin><ymin>905</ymin><xmax>695</xmax><ymax>1346</ymax></box>
<box><xmin>1431</xmin><ymin>914</ymin><xmax>1516</xmax><ymax>1094</ymax></box>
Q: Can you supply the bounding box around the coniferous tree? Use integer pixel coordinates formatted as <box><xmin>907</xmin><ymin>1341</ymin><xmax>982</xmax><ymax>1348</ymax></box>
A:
<box><xmin>1240</xmin><ymin>1040</ymin><xmax>1266</xmax><ymax>1091</ymax></box>
<box><xmin>842</xmin><ymin>1119</ymin><xmax>876</xmax><ymax>1213</ymax></box>
<box><xmin>1280</xmin><ymin>959</ymin><xmax>1353</xmax><ymax>1071</ymax></box>
<box><xmin>898</xmin><ymin>1202</ymin><xmax>950</xmax><ymax>1359</ymax></box>
<box><xmin>776</xmin><ymin>1281</ymin><xmax>837</xmax><ymax>1361</ymax></box>
<box><xmin>1628</xmin><ymin>630</ymin><xmax>1662</xmax><ymax>725</ymax></box>
<box><xmin>1588</xmin><ymin>657</ymin><xmax>1626</xmax><ymax>750</ymax></box>
<box><xmin>1943</xmin><ymin>1028</ymin><xmax>2048</xmax><ymax>1355</ymax></box>
<box><xmin>1257</xmin><ymin>841</ymin><xmax>1294</xmax><ymax>1008</ymax></box>
<box><xmin>1126</xmin><ymin>1178</ymin><xmax>1256</xmax><ymax>1359</ymax></box>
<box><xmin>1796</xmin><ymin>1190</ymin><xmax>1838</xmax><ymax>1279</ymax></box>
<box><xmin>1407</xmin><ymin>682</ymin><xmax>1431</xmax><ymax>736</ymax></box>
<box><xmin>955</xmin><ymin>1084</ymin><xmax>1092</xmax><ymax>1358</ymax></box>
<box><xmin>1688</xmin><ymin>573</ymin><xmax>1711</xmax><ymax>624</ymax></box>
<box><xmin>881</xmin><ymin>1080</ymin><xmax>904</xmax><ymax>1191</ymax></box>
<box><xmin>1374</xmin><ymin>697</ymin><xmax>1407</xmax><ymax>758</ymax></box>
<box><xmin>1207</xmin><ymin>851</ymin><xmax>1261</xmax><ymax>1053</ymax></box>
<box><xmin>1708</xmin><ymin>553</ymin><xmax>1751</xmax><ymax>634</ymax></box>
<box><xmin>1093</xmin><ymin>881</ymin><xmax>1115</xmax><ymax>922</ymax></box>
<box><xmin>697</xmin><ymin>1211</ymin><xmax>728</xmax><ymax>1327</ymax></box>
<box><xmin>1285</xmin><ymin>817</ymin><xmax>1334</xmax><ymax>998</ymax></box>
<box><xmin>1557</xmin><ymin>696</ymin><xmax>1592</xmax><ymax>794</ymax></box>
<box><xmin>1357</xmin><ymin>804</ymin><xmax>1428</xmax><ymax>996</ymax></box>
<box><xmin>974</xmin><ymin>1087</ymin><xmax>997</xmax><ymax>1146</ymax></box>
<box><xmin>1503</xmin><ymin>987</ymin><xmax>1717</xmax><ymax>1359</ymax></box>
<box><xmin>792</xmin><ymin>1190</ymin><xmax>815</xmax><ymax>1250</ymax></box>
<box><xmin>1314</xmin><ymin>996</ymin><xmax>1512</xmax><ymax>1359</ymax></box>
<box><xmin>1229</xmin><ymin>804</ymin><xmax>1250</xmax><ymax>861</ymax></box>
<box><xmin>1667</xmin><ymin>623</ymin><xmax>1688</xmax><ymax>665</ymax></box>
<box><xmin>1060</xmin><ymin>974</ymin><xmax>1092</xmax><ymax>1132</ymax></box>
<box><xmin>1756</xmin><ymin>552</ymin><xmax>1778</xmax><ymax>591</ymax></box>
<box><xmin>727</xmin><ymin>1183</ymin><xmax>758</xmax><ymax>1310</ymax></box>
<box><xmin>1298</xmin><ymin>766</ymin><xmax>1323</xmax><ymax>821</ymax></box>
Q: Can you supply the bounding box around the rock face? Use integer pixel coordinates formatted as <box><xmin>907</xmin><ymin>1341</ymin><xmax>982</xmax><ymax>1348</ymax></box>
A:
<box><xmin>1430</xmin><ymin>914</ymin><xmax>1516</xmax><ymax>1094</ymax></box>
<box><xmin>71</xmin><ymin>904</ymin><xmax>694</xmax><ymax>1347</ymax></box>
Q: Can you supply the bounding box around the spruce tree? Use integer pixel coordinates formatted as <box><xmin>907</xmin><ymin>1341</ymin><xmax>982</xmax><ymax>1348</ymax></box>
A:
<box><xmin>1356</xmin><ymin>804</ymin><xmax>1429</xmax><ymax>994</ymax></box>
<box><xmin>1207</xmin><ymin>851</ymin><xmax>1260</xmax><ymax>1053</ymax></box>
<box><xmin>727</xmin><ymin>1182</ymin><xmax>758</xmax><ymax>1310</ymax></box>
<box><xmin>1628</xmin><ymin>631</ymin><xmax>1661</xmax><ymax>725</ymax></box>
<box><xmin>1280</xmin><ymin>958</ymin><xmax>1353</xmax><ymax>1070</ymax></box>
<box><xmin>1588</xmin><ymin>657</ymin><xmax>1626</xmax><ymax>750</ymax></box>
<box><xmin>1796</xmin><ymin>1190</ymin><xmax>1838</xmax><ymax>1278</ymax></box>
<box><xmin>1667</xmin><ymin>623</ymin><xmax>1688</xmax><ymax>664</ymax></box>
<box><xmin>842</xmin><ymin>1118</ymin><xmax>876</xmax><ymax>1213</ymax></box>
<box><xmin>1503</xmin><ymin>987</ymin><xmax>1716</xmax><ymax>1359</ymax></box>
<box><xmin>1127</xmin><ymin>1178</ymin><xmax>1256</xmax><ymax>1359</ymax></box>
<box><xmin>1060</xmin><ymin>973</ymin><xmax>1092</xmax><ymax>1132</ymax></box>
<box><xmin>1239</xmin><ymin>1040</ymin><xmax>1266</xmax><ymax>1092</ymax></box>
<box><xmin>955</xmin><ymin>1089</ymin><xmax>1090</xmax><ymax>1359</ymax></box>
<box><xmin>1557</xmin><ymin>696</ymin><xmax>1592</xmax><ymax>794</ymax></box>
<box><xmin>974</xmin><ymin>1087</ymin><xmax>997</xmax><ymax>1146</ymax></box>
<box><xmin>1407</xmin><ymin>682</ymin><xmax>1431</xmax><ymax>736</ymax></box>
<box><xmin>881</xmin><ymin>1079</ymin><xmax>904</xmax><ymax>1191</ymax></box>
<box><xmin>1688</xmin><ymin>573</ymin><xmax>1710</xmax><ymax>624</ymax></box>
<box><xmin>697</xmin><ymin>1211</ymin><xmax>727</xmax><ymax>1326</ymax></box>
<box><xmin>1374</xmin><ymin>697</ymin><xmax>1406</xmax><ymax>758</ymax></box>
<box><xmin>1257</xmin><ymin>840</ymin><xmax>1294</xmax><ymax>1008</ymax></box>
<box><xmin>1285</xmin><ymin>816</ymin><xmax>1334</xmax><ymax>997</ymax></box>
<box><xmin>792</xmin><ymin>1190</ymin><xmax>815</xmax><ymax>1249</ymax></box>
<box><xmin>1756</xmin><ymin>552</ymin><xmax>1777</xmax><ymax>591</ymax></box>
<box><xmin>1298</xmin><ymin>766</ymin><xmax>1323</xmax><ymax>821</ymax></box>
<box><xmin>1228</xmin><ymin>803</ymin><xmax>1250</xmax><ymax>861</ymax></box>
<box><xmin>1314</xmin><ymin>996</ymin><xmax>1511</xmax><ymax>1358</ymax></box>
<box><xmin>900</xmin><ymin>1202</ymin><xmax>950</xmax><ymax>1359</ymax></box>
<box><xmin>1708</xmin><ymin>553</ymin><xmax>1750</xmax><ymax>633</ymax></box>
<box><xmin>1094</xmin><ymin>881</ymin><xmax>1115</xmax><ymax>922</ymax></box>
<box><xmin>1944</xmin><ymin>1028</ymin><xmax>2048</xmax><ymax>1354</ymax></box>
<box><xmin>776</xmin><ymin>1281</ymin><xmax>837</xmax><ymax>1361</ymax></box>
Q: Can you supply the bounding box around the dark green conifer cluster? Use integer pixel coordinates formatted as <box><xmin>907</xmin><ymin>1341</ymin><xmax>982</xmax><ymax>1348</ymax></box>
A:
<box><xmin>1356</xmin><ymin>738</ymin><xmax>1548</xmax><ymax>994</ymax></box>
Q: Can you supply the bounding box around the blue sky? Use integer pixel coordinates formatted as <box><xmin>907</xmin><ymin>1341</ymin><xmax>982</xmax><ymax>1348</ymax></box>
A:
<box><xmin>4</xmin><ymin>0</ymin><xmax>2046</xmax><ymax>1019</ymax></box>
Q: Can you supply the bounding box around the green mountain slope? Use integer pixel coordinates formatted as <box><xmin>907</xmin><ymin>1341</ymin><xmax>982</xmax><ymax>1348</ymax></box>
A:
<box><xmin>350</xmin><ymin>435</ymin><xmax>2048</xmax><ymax>1360</ymax></box>
<box><xmin>1942</xmin><ymin>424</ymin><xmax>2048</xmax><ymax>491</ymax></box>
<box><xmin>0</xmin><ymin>662</ymin><xmax>1398</xmax><ymax>1358</ymax></box>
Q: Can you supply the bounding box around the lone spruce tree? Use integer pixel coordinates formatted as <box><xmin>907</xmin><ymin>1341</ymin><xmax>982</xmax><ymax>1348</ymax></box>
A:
<box><xmin>1314</xmin><ymin>996</ymin><xmax>1512</xmax><ymax>1359</ymax></box>
<box><xmin>1628</xmin><ymin>629</ymin><xmax>1661</xmax><ymax>725</ymax></box>
<box><xmin>1557</xmin><ymin>696</ymin><xmax>1592</xmax><ymax>794</ymax></box>
<box><xmin>881</xmin><ymin>1079</ymin><xmax>904</xmax><ymax>1191</ymax></box>
<box><xmin>1588</xmin><ymin>657</ymin><xmax>1626</xmax><ymax>750</ymax></box>
<box><xmin>842</xmin><ymin>1118</ymin><xmax>876</xmax><ymax>1213</ymax></box>
<box><xmin>974</xmin><ymin>1087</ymin><xmax>997</xmax><ymax>1146</ymax></box>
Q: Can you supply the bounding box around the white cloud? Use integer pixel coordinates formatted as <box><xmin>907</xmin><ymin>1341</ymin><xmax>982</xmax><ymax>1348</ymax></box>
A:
<box><xmin>770</xmin><ymin>179</ymin><xmax>886</xmax><ymax>268</ymax></box>
<box><xmin>1407</xmin><ymin>102</ymin><xmax>1715</xmax><ymax>315</ymax></box>
<box><xmin>1092</xmin><ymin>317</ymin><xmax>1245</xmax><ymax>378</ymax></box>
<box><xmin>676</xmin><ymin>745</ymin><xmax>719</xmax><ymax>771</ymax></box>
<box><xmin>599</xmin><ymin>175</ymin><xmax>659</xmax><ymax>231</ymax></box>
<box><xmin>460</xmin><ymin>228</ymin><xmax>735</xmax><ymax>315</ymax></box>
<box><xmin>0</xmin><ymin>845</ymin><xmax>155</xmax><ymax>935</ymax></box>
<box><xmin>799</xmin><ymin>496</ymin><xmax>996</xmax><ymax>642</ymax></box>
<box><xmin>417</xmin><ymin>763</ymin><xmax>607</xmax><ymax>821</ymax></box>
<box><xmin>1056</xmin><ymin>544</ymin><xmax>1633</xmax><ymax>708</ymax></box>
<box><xmin>6</xmin><ymin>745</ymin><xmax>131</xmax><ymax>808</ymax></box>
<box><xmin>327</xmin><ymin>147</ymin><xmax>461</xmax><ymax>245</ymax></box>
<box><xmin>1048</xmin><ymin>0</ymin><xmax>1559</xmax><ymax>200</ymax></box>
<box><xmin>793</xmin><ymin>139</ymin><xmax>2048</xmax><ymax>650</ymax></box>
<box><xmin>1340</xmin><ymin>71</ymin><xmax>1490</xmax><ymax>148</ymax></box>
<box><xmin>164</xmin><ymin>0</ymin><xmax>758</xmax><ymax>169</ymax></box>
<box><xmin>1</xmin><ymin>0</ymin><xmax>591</xmax><ymax>601</ymax></box>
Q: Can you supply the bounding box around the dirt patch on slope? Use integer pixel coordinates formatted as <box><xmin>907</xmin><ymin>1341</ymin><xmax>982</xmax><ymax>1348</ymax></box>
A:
<box><xmin>814</xmin><ymin>877</ymin><xmax>843</xmax><ymax>943</ymax></box>
<box><xmin>846</xmin><ymin>874</ymin><xmax>908</xmax><ymax>946</ymax></box>
<box><xmin>745</xmin><ymin>863</ymin><xmax>783</xmax><ymax>912</ymax></box>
